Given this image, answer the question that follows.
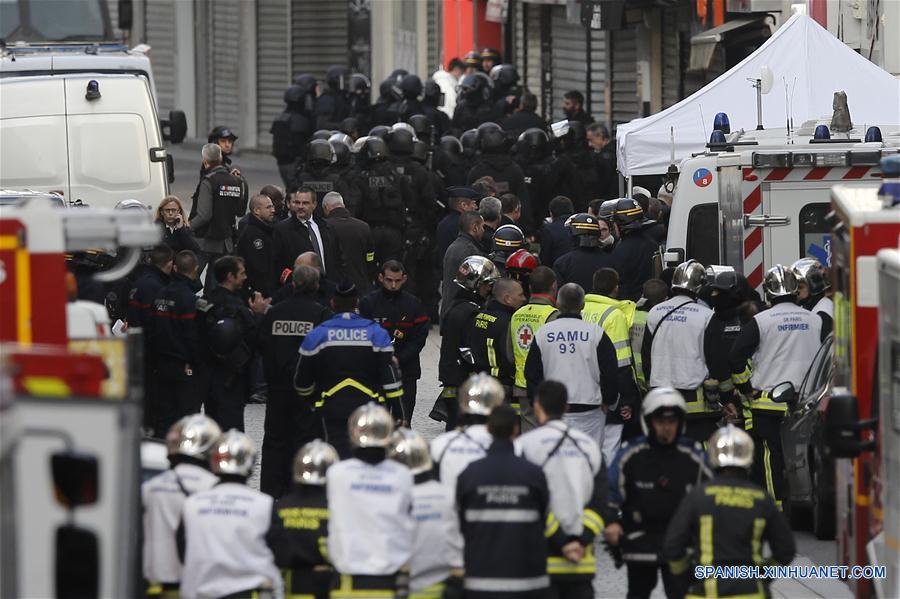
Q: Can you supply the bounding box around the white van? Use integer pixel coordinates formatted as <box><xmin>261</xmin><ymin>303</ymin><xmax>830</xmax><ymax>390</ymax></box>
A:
<box><xmin>0</xmin><ymin>72</ymin><xmax>181</xmax><ymax>209</ymax></box>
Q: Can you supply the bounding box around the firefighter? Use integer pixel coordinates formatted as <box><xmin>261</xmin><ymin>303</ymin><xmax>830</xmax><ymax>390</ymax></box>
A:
<box><xmin>456</xmin><ymin>404</ymin><xmax>550</xmax><ymax>598</ymax></box>
<box><xmin>791</xmin><ymin>257</ymin><xmax>833</xmax><ymax>335</ymax></box>
<box><xmin>466</xmin><ymin>277</ymin><xmax>527</xmax><ymax>404</ymax></box>
<box><xmin>553</xmin><ymin>213</ymin><xmax>620</xmax><ymax>303</ymax></box>
<box><xmin>606</xmin><ymin>388</ymin><xmax>710</xmax><ymax>599</ymax></box>
<box><xmin>267</xmin><ymin>439</ymin><xmax>339</xmax><ymax>599</ymax></box>
<box><xmin>431</xmin><ymin>372</ymin><xmax>505</xmax><ymax>493</ymax></box>
<box><xmin>518</xmin><ymin>380</ymin><xmax>607</xmax><ymax>599</ymax></box>
<box><xmin>388</xmin><ymin>429</ymin><xmax>464</xmax><ymax>599</ymax></box>
<box><xmin>143</xmin><ymin>414</ymin><xmax>221</xmax><ymax>597</ymax></box>
<box><xmin>258</xmin><ymin>265</ymin><xmax>333</xmax><ymax>498</ymax></box>
<box><xmin>434</xmin><ymin>256</ymin><xmax>499</xmax><ymax>427</ymax></box>
<box><xmin>359</xmin><ymin>260</ymin><xmax>430</xmax><ymax>420</ymax></box>
<box><xmin>509</xmin><ymin>266</ymin><xmax>559</xmax><ymax>430</ymax></box>
<box><xmin>642</xmin><ymin>260</ymin><xmax>730</xmax><ymax>445</ymax></box>
<box><xmin>327</xmin><ymin>404</ymin><xmax>414</xmax><ymax>598</ymax></box>
<box><xmin>663</xmin><ymin>425</ymin><xmax>797</xmax><ymax>599</ymax></box>
<box><xmin>610</xmin><ymin>199</ymin><xmax>660</xmax><ymax>302</ymax></box>
<box><xmin>489</xmin><ymin>223</ymin><xmax>525</xmax><ymax>274</ymax></box>
<box><xmin>582</xmin><ymin>267</ymin><xmax>641</xmax><ymax>456</ymax></box>
<box><xmin>179</xmin><ymin>430</ymin><xmax>282</xmax><ymax>599</ymax></box>
<box><xmin>729</xmin><ymin>265</ymin><xmax>827</xmax><ymax>507</ymax></box>
<box><xmin>504</xmin><ymin>248</ymin><xmax>541</xmax><ymax>297</ymax></box>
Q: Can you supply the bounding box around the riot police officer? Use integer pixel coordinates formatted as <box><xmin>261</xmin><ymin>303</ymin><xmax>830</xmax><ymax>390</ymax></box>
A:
<box><xmin>558</xmin><ymin>120</ymin><xmax>600</xmax><ymax>213</ymax></box>
<box><xmin>393</xmin><ymin>73</ymin><xmax>426</xmax><ymax>122</ymax></box>
<box><xmin>327</xmin><ymin>404</ymin><xmax>415</xmax><ymax>598</ymax></box>
<box><xmin>293</xmin><ymin>138</ymin><xmax>352</xmax><ymax>205</ymax></box>
<box><xmin>459</xmin><ymin>128</ymin><xmax>480</xmax><ymax>175</ymax></box>
<box><xmin>438</xmin><ymin>135</ymin><xmax>468</xmax><ymax>187</ymax></box>
<box><xmin>371</xmin><ymin>76</ymin><xmax>403</xmax><ymax>127</ymax></box>
<box><xmin>466</xmin><ymin>123</ymin><xmax>530</xmax><ymax>207</ymax></box>
<box><xmin>347</xmin><ymin>73</ymin><xmax>373</xmax><ymax>132</ymax></box>
<box><xmin>514</xmin><ymin>128</ymin><xmax>557</xmax><ymax>226</ymax></box>
<box><xmin>388</xmin><ymin>429</ymin><xmax>464</xmax><ymax>598</ymax></box>
<box><xmin>606</xmin><ymin>389</ymin><xmax>710</xmax><ymax>599</ymax></box>
<box><xmin>179</xmin><ymin>431</ymin><xmax>282</xmax><ymax>599</ymax></box>
<box><xmin>552</xmin><ymin>213</ymin><xmax>619</xmax><ymax>292</ymax></box>
<box><xmin>663</xmin><ymin>425</ymin><xmax>796</xmax><ymax>599</ymax></box>
<box><xmin>143</xmin><ymin>414</ymin><xmax>221</xmax><ymax>595</ymax></box>
<box><xmin>489</xmin><ymin>64</ymin><xmax>521</xmax><ymax>120</ymax></box>
<box><xmin>729</xmin><ymin>265</ymin><xmax>827</xmax><ymax>507</ymax></box>
<box><xmin>294</xmin><ymin>282</ymin><xmax>405</xmax><ymax>456</ymax></box>
<box><xmin>271</xmin><ymin>77</ymin><xmax>315</xmax><ymax>189</ymax></box>
<box><xmin>268</xmin><ymin>440</ymin><xmax>339</xmax><ymax>599</ymax></box>
<box><xmin>452</xmin><ymin>72</ymin><xmax>495</xmax><ymax>132</ymax></box>
<box><xmin>422</xmin><ymin>79</ymin><xmax>452</xmax><ymax>138</ymax></box>
<box><xmin>611</xmin><ymin>198</ymin><xmax>660</xmax><ymax>302</ymax></box>
<box><xmin>489</xmin><ymin>223</ymin><xmax>525</xmax><ymax>274</ymax></box>
<box><xmin>258</xmin><ymin>265</ymin><xmax>332</xmax><ymax>498</ymax></box>
<box><xmin>315</xmin><ymin>65</ymin><xmax>351</xmax><ymax>130</ymax></box>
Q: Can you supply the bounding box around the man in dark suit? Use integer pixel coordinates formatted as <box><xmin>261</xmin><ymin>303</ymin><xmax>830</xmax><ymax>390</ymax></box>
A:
<box><xmin>236</xmin><ymin>194</ymin><xmax>278</xmax><ymax>298</ymax></box>
<box><xmin>322</xmin><ymin>191</ymin><xmax>375</xmax><ymax>295</ymax></box>
<box><xmin>539</xmin><ymin>196</ymin><xmax>575</xmax><ymax>267</ymax></box>
<box><xmin>272</xmin><ymin>185</ymin><xmax>344</xmax><ymax>280</ymax></box>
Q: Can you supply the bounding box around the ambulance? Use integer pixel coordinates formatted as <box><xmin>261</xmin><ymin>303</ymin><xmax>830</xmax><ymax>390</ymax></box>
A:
<box><xmin>663</xmin><ymin>120</ymin><xmax>900</xmax><ymax>289</ymax></box>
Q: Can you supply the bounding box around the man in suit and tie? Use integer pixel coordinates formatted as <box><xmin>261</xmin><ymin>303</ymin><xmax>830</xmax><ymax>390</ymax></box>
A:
<box><xmin>273</xmin><ymin>185</ymin><xmax>344</xmax><ymax>280</ymax></box>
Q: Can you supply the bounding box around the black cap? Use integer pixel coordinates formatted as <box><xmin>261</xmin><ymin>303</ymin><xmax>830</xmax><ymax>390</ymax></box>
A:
<box><xmin>446</xmin><ymin>186</ymin><xmax>479</xmax><ymax>200</ymax></box>
<box><xmin>208</xmin><ymin>126</ymin><xmax>238</xmax><ymax>143</ymax></box>
<box><xmin>334</xmin><ymin>279</ymin><xmax>358</xmax><ymax>298</ymax></box>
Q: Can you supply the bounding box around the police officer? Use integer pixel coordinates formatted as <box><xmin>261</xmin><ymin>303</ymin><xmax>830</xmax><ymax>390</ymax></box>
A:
<box><xmin>606</xmin><ymin>388</ymin><xmax>710</xmax><ymax>599</ymax></box>
<box><xmin>459</xmin><ymin>128</ymin><xmax>480</xmax><ymax>175</ymax></box>
<box><xmin>518</xmin><ymin>380</ymin><xmax>607</xmax><ymax>599</ymax></box>
<box><xmin>489</xmin><ymin>223</ymin><xmax>525</xmax><ymax>273</ymax></box>
<box><xmin>610</xmin><ymin>198</ymin><xmax>660</xmax><ymax>302</ymax></box>
<box><xmin>552</xmin><ymin>213</ymin><xmax>619</xmax><ymax>292</ymax></box>
<box><xmin>293</xmin><ymin>138</ymin><xmax>350</xmax><ymax>204</ymax></box>
<box><xmin>466</xmin><ymin>123</ymin><xmax>529</xmax><ymax>206</ymax></box>
<box><xmin>392</xmin><ymin>74</ymin><xmax>426</xmax><ymax>122</ymax></box>
<box><xmin>354</xmin><ymin>135</ymin><xmax>412</xmax><ymax>263</ymax></box>
<box><xmin>294</xmin><ymin>282</ymin><xmax>404</xmax><ymax>456</ymax></box>
<box><xmin>791</xmin><ymin>257</ymin><xmax>833</xmax><ymax>335</ymax></box>
<box><xmin>437</xmin><ymin>136</ymin><xmax>468</xmax><ymax>187</ymax></box>
<box><xmin>435</xmin><ymin>256</ymin><xmax>499</xmax><ymax>427</ymax></box>
<box><xmin>328</xmin><ymin>134</ymin><xmax>364</xmax><ymax>217</ymax></box>
<box><xmin>729</xmin><ymin>265</ymin><xmax>827</xmax><ymax>507</ymax></box>
<box><xmin>143</xmin><ymin>414</ymin><xmax>221</xmax><ymax>596</ymax></box>
<box><xmin>456</xmin><ymin>404</ymin><xmax>550</xmax><ymax>598</ymax></box>
<box><xmin>315</xmin><ymin>65</ymin><xmax>351</xmax><ymax>131</ymax></box>
<box><xmin>557</xmin><ymin>121</ymin><xmax>599</xmax><ymax>213</ymax></box>
<box><xmin>663</xmin><ymin>425</ymin><xmax>797</xmax><ymax>599</ymax></box>
<box><xmin>509</xmin><ymin>266</ymin><xmax>558</xmax><ymax>429</ymax></box>
<box><xmin>258</xmin><ymin>265</ymin><xmax>332</xmax><ymax>498</ymax></box>
<box><xmin>467</xmin><ymin>278</ymin><xmax>527</xmax><ymax>402</ymax></box>
<box><xmin>179</xmin><ymin>430</ymin><xmax>282</xmax><ymax>599</ymax></box>
<box><xmin>388</xmin><ymin>429</ymin><xmax>464</xmax><ymax>599</ymax></box>
<box><xmin>371</xmin><ymin>77</ymin><xmax>403</xmax><ymax>127</ymax></box>
<box><xmin>514</xmin><ymin>128</ymin><xmax>557</xmax><ymax>227</ymax></box>
<box><xmin>421</xmin><ymin>80</ymin><xmax>452</xmax><ymax>139</ymax></box>
<box><xmin>359</xmin><ymin>260</ymin><xmax>430</xmax><ymax>420</ymax></box>
<box><xmin>151</xmin><ymin>251</ymin><xmax>205</xmax><ymax>433</ymax></box>
<box><xmin>271</xmin><ymin>77</ymin><xmax>315</xmax><ymax>189</ymax></box>
<box><xmin>206</xmin><ymin>125</ymin><xmax>240</xmax><ymax>171</ymax></box>
<box><xmin>525</xmin><ymin>283</ymin><xmax>620</xmax><ymax>448</ymax></box>
<box><xmin>267</xmin><ymin>440</ymin><xmax>339</xmax><ymax>599</ymax></box>
<box><xmin>236</xmin><ymin>194</ymin><xmax>279</xmax><ymax>298</ymax></box>
<box><xmin>347</xmin><ymin>73</ymin><xmax>373</xmax><ymax>132</ymax></box>
<box><xmin>539</xmin><ymin>196</ymin><xmax>576</xmax><ymax>268</ymax></box>
<box><xmin>327</xmin><ymin>404</ymin><xmax>414</xmax><ymax>598</ymax></box>
<box><xmin>436</xmin><ymin>186</ymin><xmax>480</xmax><ymax>271</ymax></box>
<box><xmin>452</xmin><ymin>72</ymin><xmax>495</xmax><ymax>132</ymax></box>
<box><xmin>488</xmin><ymin>64</ymin><xmax>521</xmax><ymax>120</ymax></box>
<box><xmin>642</xmin><ymin>260</ymin><xmax>730</xmax><ymax>445</ymax></box>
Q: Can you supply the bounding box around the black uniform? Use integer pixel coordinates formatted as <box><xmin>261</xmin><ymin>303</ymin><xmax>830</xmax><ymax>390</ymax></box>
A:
<box><xmin>258</xmin><ymin>292</ymin><xmax>332</xmax><ymax>498</ymax></box>
<box><xmin>552</xmin><ymin>247</ymin><xmax>620</xmax><ymax>292</ymax></box>
<box><xmin>128</xmin><ymin>265</ymin><xmax>169</xmax><ymax>432</ymax></box>
<box><xmin>355</xmin><ymin>160</ymin><xmax>412</xmax><ymax>263</ymax></box>
<box><xmin>539</xmin><ymin>215</ymin><xmax>575</xmax><ymax>269</ymax></box>
<box><xmin>466</xmin><ymin>299</ymin><xmax>517</xmax><ymax>391</ymax></box>
<box><xmin>564</xmin><ymin>149</ymin><xmax>601</xmax><ymax>214</ymax></box>
<box><xmin>501</xmin><ymin>110</ymin><xmax>547</xmax><ymax>139</ymax></box>
<box><xmin>271</xmin><ymin>104</ymin><xmax>313</xmax><ymax>189</ymax></box>
<box><xmin>236</xmin><ymin>215</ymin><xmax>278</xmax><ymax>298</ymax></box>
<box><xmin>293</xmin><ymin>164</ymin><xmax>352</xmax><ymax>206</ymax></box>
<box><xmin>608</xmin><ymin>436</ymin><xmax>709</xmax><ymax>599</ymax></box>
<box><xmin>517</xmin><ymin>156</ymin><xmax>557</xmax><ymax>231</ymax></box>
<box><xmin>267</xmin><ymin>485</ymin><xmax>332</xmax><ymax>599</ymax></box>
<box><xmin>466</xmin><ymin>154</ymin><xmax>529</xmax><ymax>203</ymax></box>
<box><xmin>612</xmin><ymin>226</ymin><xmax>661</xmax><ymax>302</ymax></box>
<box><xmin>452</xmin><ymin>100</ymin><xmax>494</xmax><ymax>133</ymax></box>
<box><xmin>663</xmin><ymin>473</ymin><xmax>797</xmax><ymax>599</ymax></box>
<box><xmin>391</xmin><ymin>157</ymin><xmax>439</xmax><ymax>312</ymax></box>
<box><xmin>359</xmin><ymin>287</ymin><xmax>429</xmax><ymax>419</ymax></box>
<box><xmin>438</xmin><ymin>289</ymin><xmax>484</xmax><ymax>429</ymax></box>
<box><xmin>149</xmin><ymin>272</ymin><xmax>204</xmax><ymax>433</ymax></box>
<box><xmin>314</xmin><ymin>88</ymin><xmax>350</xmax><ymax>131</ymax></box>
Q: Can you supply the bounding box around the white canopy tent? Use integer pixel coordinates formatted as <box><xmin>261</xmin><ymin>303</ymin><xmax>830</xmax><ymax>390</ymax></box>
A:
<box><xmin>615</xmin><ymin>14</ymin><xmax>900</xmax><ymax>177</ymax></box>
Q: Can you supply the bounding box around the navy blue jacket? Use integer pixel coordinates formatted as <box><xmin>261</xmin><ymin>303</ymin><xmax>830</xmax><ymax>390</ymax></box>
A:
<box><xmin>127</xmin><ymin>266</ymin><xmax>169</xmax><ymax>330</ymax></box>
<box><xmin>539</xmin><ymin>216</ymin><xmax>574</xmax><ymax>268</ymax></box>
<box><xmin>150</xmin><ymin>273</ymin><xmax>202</xmax><ymax>364</ymax></box>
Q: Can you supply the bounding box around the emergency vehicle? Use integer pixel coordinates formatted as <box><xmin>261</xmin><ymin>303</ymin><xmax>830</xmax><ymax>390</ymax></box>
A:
<box><xmin>0</xmin><ymin>198</ymin><xmax>158</xmax><ymax>597</ymax></box>
<box><xmin>664</xmin><ymin>121</ymin><xmax>899</xmax><ymax>290</ymax></box>
<box><xmin>825</xmin><ymin>178</ymin><xmax>900</xmax><ymax>598</ymax></box>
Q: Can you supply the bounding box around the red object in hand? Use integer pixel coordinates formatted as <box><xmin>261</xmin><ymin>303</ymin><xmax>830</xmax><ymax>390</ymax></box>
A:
<box><xmin>280</xmin><ymin>268</ymin><xmax>292</xmax><ymax>285</ymax></box>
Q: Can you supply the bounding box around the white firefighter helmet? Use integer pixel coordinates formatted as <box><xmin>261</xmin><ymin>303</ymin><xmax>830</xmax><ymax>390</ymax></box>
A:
<box><xmin>458</xmin><ymin>372</ymin><xmax>506</xmax><ymax>416</ymax></box>
<box><xmin>387</xmin><ymin>428</ymin><xmax>433</xmax><ymax>475</ymax></box>
<box><xmin>763</xmin><ymin>264</ymin><xmax>800</xmax><ymax>299</ymax></box>
<box><xmin>348</xmin><ymin>403</ymin><xmax>395</xmax><ymax>448</ymax></box>
<box><xmin>210</xmin><ymin>429</ymin><xmax>256</xmax><ymax>477</ymax></box>
<box><xmin>707</xmin><ymin>424</ymin><xmax>754</xmax><ymax>470</ymax></box>
<box><xmin>293</xmin><ymin>439</ymin><xmax>339</xmax><ymax>485</ymax></box>
<box><xmin>165</xmin><ymin>414</ymin><xmax>222</xmax><ymax>460</ymax></box>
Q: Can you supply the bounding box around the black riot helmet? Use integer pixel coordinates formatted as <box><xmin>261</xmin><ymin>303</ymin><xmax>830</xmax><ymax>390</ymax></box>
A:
<box><xmin>368</xmin><ymin>125</ymin><xmax>390</xmax><ymax>139</ymax></box>
<box><xmin>423</xmin><ymin>80</ymin><xmax>445</xmax><ymax>108</ymax></box>
<box><xmin>492</xmin><ymin>224</ymin><xmax>525</xmax><ymax>257</ymax></box>
<box><xmin>308</xmin><ymin>139</ymin><xmax>336</xmax><ymax>166</ymax></box>
<box><xmin>386</xmin><ymin>127</ymin><xmax>416</xmax><ymax>156</ymax></box>
<box><xmin>460</xmin><ymin>129</ymin><xmax>479</xmax><ymax>159</ymax></box>
<box><xmin>361</xmin><ymin>136</ymin><xmax>389</xmax><ymax>162</ymax></box>
<box><xmin>349</xmin><ymin>73</ymin><xmax>371</xmax><ymax>97</ymax></box>
<box><xmin>477</xmin><ymin>122</ymin><xmax>506</xmax><ymax>154</ymax></box>
<box><xmin>566</xmin><ymin>213</ymin><xmax>602</xmax><ymax>248</ymax></box>
<box><xmin>325</xmin><ymin>66</ymin><xmax>350</xmax><ymax>91</ymax></box>
<box><xmin>208</xmin><ymin>318</ymin><xmax>243</xmax><ymax>356</ymax></box>
<box><xmin>329</xmin><ymin>133</ymin><xmax>353</xmax><ymax>168</ymax></box>
<box><xmin>489</xmin><ymin>64</ymin><xmax>519</xmax><ymax>92</ymax></box>
<box><xmin>411</xmin><ymin>140</ymin><xmax>429</xmax><ymax>165</ymax></box>
<box><xmin>407</xmin><ymin>114</ymin><xmax>433</xmax><ymax>144</ymax></box>
<box><xmin>378</xmin><ymin>78</ymin><xmax>399</xmax><ymax>102</ymax></box>
<box><xmin>517</xmin><ymin>128</ymin><xmax>550</xmax><ymax>161</ymax></box>
<box><xmin>439</xmin><ymin>135</ymin><xmax>463</xmax><ymax>158</ymax></box>
<box><xmin>311</xmin><ymin>129</ymin><xmax>334</xmax><ymax>141</ymax></box>
<box><xmin>284</xmin><ymin>84</ymin><xmax>304</xmax><ymax>104</ymax></box>
<box><xmin>293</xmin><ymin>74</ymin><xmax>317</xmax><ymax>94</ymax></box>
<box><xmin>610</xmin><ymin>198</ymin><xmax>646</xmax><ymax>231</ymax></box>
<box><xmin>399</xmin><ymin>74</ymin><xmax>423</xmax><ymax>100</ymax></box>
<box><xmin>389</xmin><ymin>68</ymin><xmax>409</xmax><ymax>81</ymax></box>
<box><xmin>458</xmin><ymin>72</ymin><xmax>493</xmax><ymax>104</ymax></box>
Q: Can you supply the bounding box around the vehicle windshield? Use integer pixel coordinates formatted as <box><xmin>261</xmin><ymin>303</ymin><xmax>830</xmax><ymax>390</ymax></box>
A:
<box><xmin>0</xmin><ymin>0</ymin><xmax>110</xmax><ymax>41</ymax></box>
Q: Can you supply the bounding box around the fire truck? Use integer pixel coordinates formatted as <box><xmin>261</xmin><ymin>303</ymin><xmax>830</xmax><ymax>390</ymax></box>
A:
<box><xmin>664</xmin><ymin>122</ymin><xmax>899</xmax><ymax>289</ymax></box>
<box><xmin>0</xmin><ymin>199</ymin><xmax>158</xmax><ymax>597</ymax></box>
<box><xmin>824</xmin><ymin>174</ymin><xmax>900</xmax><ymax>598</ymax></box>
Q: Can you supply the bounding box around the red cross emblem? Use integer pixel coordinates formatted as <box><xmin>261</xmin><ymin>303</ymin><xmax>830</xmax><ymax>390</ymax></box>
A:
<box><xmin>516</xmin><ymin>324</ymin><xmax>534</xmax><ymax>349</ymax></box>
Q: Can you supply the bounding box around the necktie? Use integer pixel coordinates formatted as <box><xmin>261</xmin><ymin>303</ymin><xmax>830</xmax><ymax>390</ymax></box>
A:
<box><xmin>304</xmin><ymin>219</ymin><xmax>324</xmax><ymax>273</ymax></box>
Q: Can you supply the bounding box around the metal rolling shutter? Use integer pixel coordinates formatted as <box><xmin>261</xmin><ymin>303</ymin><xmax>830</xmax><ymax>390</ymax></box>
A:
<box><xmin>210</xmin><ymin>0</ymin><xmax>241</xmax><ymax>131</ymax></box>
<box><xmin>550</xmin><ymin>6</ymin><xmax>588</xmax><ymax>122</ymax></box>
<box><xmin>427</xmin><ymin>0</ymin><xmax>441</xmax><ymax>74</ymax></box>
<box><xmin>514</xmin><ymin>0</ymin><xmax>525</xmax><ymax>83</ymax></box>
<box><xmin>661</xmin><ymin>7</ymin><xmax>682</xmax><ymax>109</ymax></box>
<box><xmin>610</xmin><ymin>26</ymin><xmax>639</xmax><ymax>130</ymax></box>
<box><xmin>257</xmin><ymin>0</ymin><xmax>291</xmax><ymax>149</ymax></box>
<box><xmin>524</xmin><ymin>3</ymin><xmax>543</xmax><ymax>113</ymax></box>
<box><xmin>144</xmin><ymin>0</ymin><xmax>175</xmax><ymax>114</ymax></box>
<box><xmin>588</xmin><ymin>27</ymin><xmax>608</xmax><ymax>124</ymax></box>
<box><xmin>291</xmin><ymin>0</ymin><xmax>348</xmax><ymax>80</ymax></box>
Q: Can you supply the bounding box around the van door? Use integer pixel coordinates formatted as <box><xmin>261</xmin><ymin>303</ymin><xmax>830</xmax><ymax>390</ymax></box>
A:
<box><xmin>0</xmin><ymin>78</ymin><xmax>70</xmax><ymax>197</ymax></box>
<box><xmin>763</xmin><ymin>181</ymin><xmax>834</xmax><ymax>269</ymax></box>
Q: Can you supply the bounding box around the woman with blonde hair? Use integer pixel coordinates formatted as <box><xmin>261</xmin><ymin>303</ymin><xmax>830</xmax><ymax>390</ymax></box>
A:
<box><xmin>156</xmin><ymin>196</ymin><xmax>201</xmax><ymax>254</ymax></box>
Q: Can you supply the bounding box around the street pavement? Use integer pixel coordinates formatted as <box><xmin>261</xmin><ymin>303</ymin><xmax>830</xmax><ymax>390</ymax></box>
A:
<box><xmin>166</xmin><ymin>142</ymin><xmax>851</xmax><ymax>599</ymax></box>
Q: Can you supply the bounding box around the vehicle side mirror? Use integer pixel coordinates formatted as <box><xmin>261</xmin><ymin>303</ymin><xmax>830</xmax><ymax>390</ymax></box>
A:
<box><xmin>166</xmin><ymin>153</ymin><xmax>175</xmax><ymax>184</ymax></box>
<box><xmin>51</xmin><ymin>451</ymin><xmax>98</xmax><ymax>508</ymax></box>
<box><xmin>824</xmin><ymin>392</ymin><xmax>876</xmax><ymax>458</ymax></box>
<box><xmin>117</xmin><ymin>0</ymin><xmax>133</xmax><ymax>30</ymax></box>
<box><xmin>162</xmin><ymin>110</ymin><xmax>188</xmax><ymax>143</ymax></box>
<box><xmin>56</xmin><ymin>524</ymin><xmax>99</xmax><ymax>599</ymax></box>
<box><xmin>770</xmin><ymin>381</ymin><xmax>795</xmax><ymax>405</ymax></box>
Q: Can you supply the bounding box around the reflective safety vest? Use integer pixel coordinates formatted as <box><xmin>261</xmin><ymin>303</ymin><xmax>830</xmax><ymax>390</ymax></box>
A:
<box><xmin>510</xmin><ymin>300</ymin><xmax>559</xmax><ymax>389</ymax></box>
<box><xmin>583</xmin><ymin>294</ymin><xmax>634</xmax><ymax>369</ymax></box>
<box><xmin>630</xmin><ymin>310</ymin><xmax>649</xmax><ymax>392</ymax></box>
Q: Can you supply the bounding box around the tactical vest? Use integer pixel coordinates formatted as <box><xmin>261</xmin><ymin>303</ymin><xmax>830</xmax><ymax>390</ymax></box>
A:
<box><xmin>195</xmin><ymin>168</ymin><xmax>243</xmax><ymax>240</ymax></box>
<box><xmin>360</xmin><ymin>165</ymin><xmax>406</xmax><ymax>227</ymax></box>
<box><xmin>510</xmin><ymin>302</ymin><xmax>558</xmax><ymax>388</ymax></box>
